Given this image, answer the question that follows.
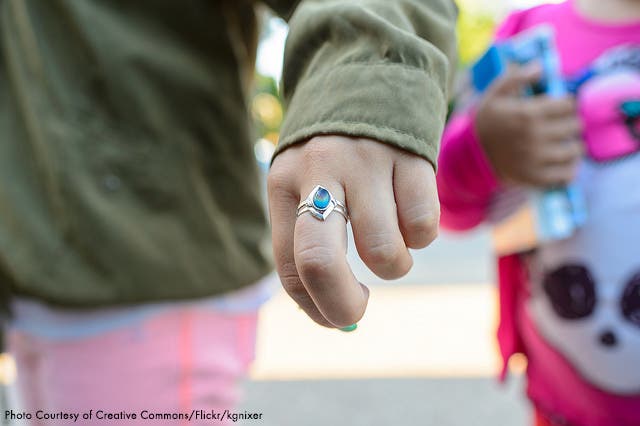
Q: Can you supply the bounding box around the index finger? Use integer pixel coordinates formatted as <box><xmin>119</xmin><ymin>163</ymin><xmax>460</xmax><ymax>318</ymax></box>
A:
<box><xmin>268</xmin><ymin>168</ymin><xmax>334</xmax><ymax>328</ymax></box>
<box><xmin>294</xmin><ymin>183</ymin><xmax>369</xmax><ymax>328</ymax></box>
<box><xmin>527</xmin><ymin>95</ymin><xmax>577</xmax><ymax>119</ymax></box>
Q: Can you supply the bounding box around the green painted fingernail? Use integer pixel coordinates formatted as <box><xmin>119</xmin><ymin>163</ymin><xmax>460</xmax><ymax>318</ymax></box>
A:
<box><xmin>339</xmin><ymin>324</ymin><xmax>357</xmax><ymax>332</ymax></box>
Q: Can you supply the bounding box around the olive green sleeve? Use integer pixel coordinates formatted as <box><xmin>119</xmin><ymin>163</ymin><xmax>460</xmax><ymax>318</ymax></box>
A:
<box><xmin>273</xmin><ymin>0</ymin><xmax>458</xmax><ymax>170</ymax></box>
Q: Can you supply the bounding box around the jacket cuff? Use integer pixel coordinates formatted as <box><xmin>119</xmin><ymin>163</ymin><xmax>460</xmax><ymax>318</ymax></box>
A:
<box><xmin>275</xmin><ymin>62</ymin><xmax>447</xmax><ymax>170</ymax></box>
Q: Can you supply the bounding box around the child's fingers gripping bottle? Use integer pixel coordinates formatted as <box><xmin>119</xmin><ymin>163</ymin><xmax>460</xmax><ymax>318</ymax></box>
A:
<box><xmin>471</xmin><ymin>25</ymin><xmax>587</xmax><ymax>255</ymax></box>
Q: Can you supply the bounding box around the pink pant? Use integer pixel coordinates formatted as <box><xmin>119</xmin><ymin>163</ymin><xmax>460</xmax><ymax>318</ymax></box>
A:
<box><xmin>9</xmin><ymin>309</ymin><xmax>258</xmax><ymax>426</ymax></box>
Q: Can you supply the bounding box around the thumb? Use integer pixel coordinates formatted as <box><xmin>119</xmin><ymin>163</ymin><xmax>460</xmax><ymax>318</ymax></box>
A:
<box><xmin>489</xmin><ymin>62</ymin><xmax>543</xmax><ymax>96</ymax></box>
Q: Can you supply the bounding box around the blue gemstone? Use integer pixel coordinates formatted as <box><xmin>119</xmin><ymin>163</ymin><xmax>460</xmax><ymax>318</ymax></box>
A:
<box><xmin>313</xmin><ymin>187</ymin><xmax>331</xmax><ymax>210</ymax></box>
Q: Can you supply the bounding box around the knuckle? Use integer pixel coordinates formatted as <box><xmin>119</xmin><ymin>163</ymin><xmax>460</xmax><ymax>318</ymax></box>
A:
<box><xmin>556</xmin><ymin>152</ymin><xmax>573</xmax><ymax>164</ymax></box>
<box><xmin>563</xmin><ymin>145</ymin><xmax>581</xmax><ymax>162</ymax></box>
<box><xmin>525</xmin><ymin>153</ymin><xmax>542</xmax><ymax>170</ymax></box>
<box><xmin>300</xmin><ymin>140</ymin><xmax>336</xmax><ymax>168</ymax></box>
<box><xmin>563</xmin><ymin>167</ymin><xmax>578</xmax><ymax>183</ymax></box>
<box><xmin>277</xmin><ymin>260</ymin><xmax>334</xmax><ymax>328</ymax></box>
<box><xmin>570</xmin><ymin>141</ymin><xmax>584</xmax><ymax>158</ymax></box>
<box><xmin>529</xmin><ymin>126</ymin><xmax>546</xmax><ymax>144</ymax></box>
<box><xmin>520</xmin><ymin>169</ymin><xmax>542</xmax><ymax>187</ymax></box>
<box><xmin>267</xmin><ymin>169</ymin><xmax>288</xmax><ymax>195</ymax></box>
<box><xmin>295</xmin><ymin>244</ymin><xmax>338</xmax><ymax>281</ymax></box>
<box><xmin>361</xmin><ymin>236</ymin><xmax>403</xmax><ymax>267</ymax></box>
<box><xmin>277</xmin><ymin>260</ymin><xmax>310</xmax><ymax>300</ymax></box>
<box><xmin>421</xmin><ymin>225</ymin><xmax>439</xmax><ymax>247</ymax></box>
<box><xmin>403</xmin><ymin>205</ymin><xmax>440</xmax><ymax>247</ymax></box>
<box><xmin>277</xmin><ymin>261</ymin><xmax>301</xmax><ymax>291</ymax></box>
<box><xmin>516</xmin><ymin>106</ymin><xmax>535</xmax><ymax>124</ymax></box>
<box><xmin>569</xmin><ymin>117</ymin><xmax>583</xmax><ymax>133</ymax></box>
<box><xmin>559</xmin><ymin>125</ymin><xmax>578</xmax><ymax>141</ymax></box>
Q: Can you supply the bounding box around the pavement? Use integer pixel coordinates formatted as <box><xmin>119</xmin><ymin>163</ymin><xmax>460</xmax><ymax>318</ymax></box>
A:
<box><xmin>241</xmin><ymin>377</ymin><xmax>528</xmax><ymax>426</ymax></box>
<box><xmin>237</xmin><ymin>227</ymin><xmax>531</xmax><ymax>426</ymax></box>
<box><xmin>6</xmin><ymin>227</ymin><xmax>532</xmax><ymax>425</ymax></box>
<box><xmin>251</xmin><ymin>283</ymin><xmax>505</xmax><ymax>381</ymax></box>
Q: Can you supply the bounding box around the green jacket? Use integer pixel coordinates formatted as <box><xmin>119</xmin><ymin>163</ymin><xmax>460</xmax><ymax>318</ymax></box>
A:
<box><xmin>0</xmin><ymin>0</ymin><xmax>456</xmax><ymax>309</ymax></box>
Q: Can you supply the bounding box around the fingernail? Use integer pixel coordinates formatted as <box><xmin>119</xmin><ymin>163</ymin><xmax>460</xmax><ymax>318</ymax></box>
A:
<box><xmin>339</xmin><ymin>324</ymin><xmax>358</xmax><ymax>332</ymax></box>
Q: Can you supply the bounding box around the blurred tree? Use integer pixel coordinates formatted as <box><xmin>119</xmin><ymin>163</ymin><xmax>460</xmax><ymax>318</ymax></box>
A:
<box><xmin>252</xmin><ymin>73</ymin><xmax>282</xmax><ymax>146</ymax></box>
<box><xmin>250</xmin><ymin>6</ymin><xmax>497</xmax><ymax>143</ymax></box>
<box><xmin>456</xmin><ymin>6</ymin><xmax>496</xmax><ymax>67</ymax></box>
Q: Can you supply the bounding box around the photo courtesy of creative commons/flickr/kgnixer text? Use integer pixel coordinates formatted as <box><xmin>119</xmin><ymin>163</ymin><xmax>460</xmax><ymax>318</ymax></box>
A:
<box><xmin>4</xmin><ymin>408</ymin><xmax>264</xmax><ymax>423</ymax></box>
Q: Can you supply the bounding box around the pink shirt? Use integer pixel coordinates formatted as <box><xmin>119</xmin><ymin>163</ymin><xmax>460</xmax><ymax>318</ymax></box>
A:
<box><xmin>437</xmin><ymin>2</ymin><xmax>640</xmax><ymax>425</ymax></box>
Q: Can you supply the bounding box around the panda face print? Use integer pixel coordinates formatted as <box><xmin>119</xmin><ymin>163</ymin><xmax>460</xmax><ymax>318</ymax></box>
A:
<box><xmin>528</xmin><ymin>153</ymin><xmax>640</xmax><ymax>395</ymax></box>
<box><xmin>621</xmin><ymin>272</ymin><xmax>640</xmax><ymax>329</ymax></box>
<box><xmin>543</xmin><ymin>264</ymin><xmax>597</xmax><ymax>320</ymax></box>
<box><xmin>530</xmin><ymin>257</ymin><xmax>640</xmax><ymax>395</ymax></box>
<box><xmin>541</xmin><ymin>264</ymin><xmax>640</xmax><ymax>353</ymax></box>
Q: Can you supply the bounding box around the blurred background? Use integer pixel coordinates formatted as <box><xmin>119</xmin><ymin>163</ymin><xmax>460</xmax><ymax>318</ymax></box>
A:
<box><xmin>246</xmin><ymin>1</ymin><xmax>563</xmax><ymax>425</ymax></box>
<box><xmin>0</xmin><ymin>0</ymin><xmax>562</xmax><ymax>425</ymax></box>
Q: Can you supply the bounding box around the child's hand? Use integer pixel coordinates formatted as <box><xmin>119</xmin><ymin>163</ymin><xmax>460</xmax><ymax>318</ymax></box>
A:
<box><xmin>475</xmin><ymin>65</ymin><xmax>583</xmax><ymax>187</ymax></box>
<box><xmin>269</xmin><ymin>136</ymin><xmax>439</xmax><ymax>328</ymax></box>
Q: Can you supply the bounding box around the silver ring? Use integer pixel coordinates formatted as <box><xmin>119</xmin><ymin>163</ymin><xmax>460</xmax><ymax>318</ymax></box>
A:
<box><xmin>296</xmin><ymin>185</ymin><xmax>349</xmax><ymax>221</ymax></box>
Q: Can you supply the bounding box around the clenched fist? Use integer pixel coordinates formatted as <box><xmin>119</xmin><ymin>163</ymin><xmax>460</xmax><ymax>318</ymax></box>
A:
<box><xmin>475</xmin><ymin>64</ymin><xmax>583</xmax><ymax>187</ymax></box>
<box><xmin>268</xmin><ymin>136</ymin><xmax>439</xmax><ymax>328</ymax></box>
